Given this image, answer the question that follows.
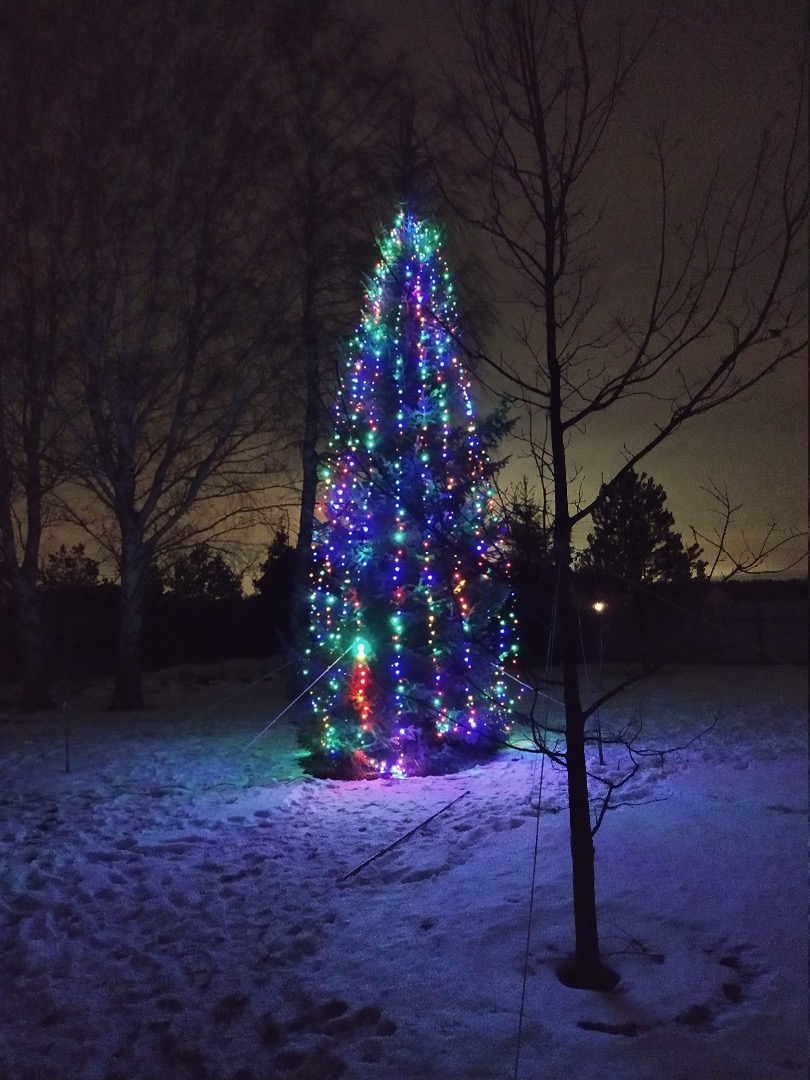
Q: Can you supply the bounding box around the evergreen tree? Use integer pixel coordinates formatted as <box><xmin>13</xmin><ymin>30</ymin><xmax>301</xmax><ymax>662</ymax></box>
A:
<box><xmin>253</xmin><ymin>528</ymin><xmax>295</xmax><ymax>600</ymax></box>
<box><xmin>166</xmin><ymin>544</ymin><xmax>242</xmax><ymax>602</ymax></box>
<box><xmin>302</xmin><ymin>210</ymin><xmax>518</xmax><ymax>779</ymax></box>
<box><xmin>581</xmin><ymin>468</ymin><xmax>706</xmax><ymax>589</ymax></box>
<box><xmin>40</xmin><ymin>544</ymin><xmax>101</xmax><ymax>589</ymax></box>
<box><xmin>503</xmin><ymin>478</ymin><xmax>555</xmax><ymax>661</ymax></box>
<box><xmin>253</xmin><ymin>527</ymin><xmax>296</xmax><ymax>640</ymax></box>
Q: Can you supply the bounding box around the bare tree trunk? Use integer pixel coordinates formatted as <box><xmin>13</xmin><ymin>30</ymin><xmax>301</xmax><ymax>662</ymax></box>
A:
<box><xmin>273</xmin><ymin>7</ymin><xmax>410</xmax><ymax>657</ymax></box>
<box><xmin>557</xmin><ymin>567</ymin><xmax>618</xmax><ymax>988</ymax></box>
<box><xmin>293</xmin><ymin>296</ymin><xmax>321</xmax><ymax>654</ymax></box>
<box><xmin>551</xmin><ymin>379</ymin><xmax>618</xmax><ymax>989</ymax></box>
<box><xmin>9</xmin><ymin>569</ymin><xmax>53</xmax><ymax>710</ymax></box>
<box><xmin>110</xmin><ymin>544</ymin><xmax>148</xmax><ymax>710</ymax></box>
<box><xmin>0</xmin><ymin>440</ymin><xmax>54</xmax><ymax>710</ymax></box>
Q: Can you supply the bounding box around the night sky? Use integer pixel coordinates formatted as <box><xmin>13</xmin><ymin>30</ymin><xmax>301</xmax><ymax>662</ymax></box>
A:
<box><xmin>361</xmin><ymin>0</ymin><xmax>807</xmax><ymax>575</ymax></box>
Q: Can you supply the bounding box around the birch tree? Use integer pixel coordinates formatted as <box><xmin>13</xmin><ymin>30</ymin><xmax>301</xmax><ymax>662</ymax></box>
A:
<box><xmin>28</xmin><ymin>0</ymin><xmax>294</xmax><ymax>708</ymax></box>
<box><xmin>0</xmin><ymin>7</ymin><xmax>75</xmax><ymax>708</ymax></box>
<box><xmin>448</xmin><ymin>0</ymin><xmax>806</xmax><ymax>988</ymax></box>
<box><xmin>267</xmin><ymin>0</ymin><xmax>409</xmax><ymax>647</ymax></box>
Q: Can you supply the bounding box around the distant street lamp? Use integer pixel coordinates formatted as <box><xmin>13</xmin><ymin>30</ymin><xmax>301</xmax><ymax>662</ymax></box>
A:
<box><xmin>593</xmin><ymin>600</ymin><xmax>606</xmax><ymax>765</ymax></box>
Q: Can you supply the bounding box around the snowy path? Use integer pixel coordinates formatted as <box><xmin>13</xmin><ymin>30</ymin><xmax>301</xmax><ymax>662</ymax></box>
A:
<box><xmin>0</xmin><ymin>662</ymin><xmax>806</xmax><ymax>1080</ymax></box>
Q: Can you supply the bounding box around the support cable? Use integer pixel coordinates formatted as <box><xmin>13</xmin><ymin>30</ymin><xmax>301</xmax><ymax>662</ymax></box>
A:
<box><xmin>238</xmin><ymin>645</ymin><xmax>354</xmax><ymax>754</ymax></box>
<box><xmin>513</xmin><ymin>563</ymin><xmax>561</xmax><ymax>1080</ymax></box>
<box><xmin>184</xmin><ymin>659</ymin><xmax>293</xmax><ymax>727</ymax></box>
<box><xmin>494</xmin><ymin>664</ymin><xmax>564</xmax><ymax>706</ymax></box>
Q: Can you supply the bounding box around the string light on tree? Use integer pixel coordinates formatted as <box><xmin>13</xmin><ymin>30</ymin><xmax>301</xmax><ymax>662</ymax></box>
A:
<box><xmin>300</xmin><ymin>210</ymin><xmax>519</xmax><ymax>778</ymax></box>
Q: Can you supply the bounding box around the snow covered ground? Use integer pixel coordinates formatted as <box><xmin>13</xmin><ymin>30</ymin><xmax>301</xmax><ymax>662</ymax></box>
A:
<box><xmin>0</xmin><ymin>660</ymin><xmax>806</xmax><ymax>1080</ymax></box>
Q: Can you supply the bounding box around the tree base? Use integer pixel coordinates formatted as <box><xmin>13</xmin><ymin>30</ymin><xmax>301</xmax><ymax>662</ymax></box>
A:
<box><xmin>20</xmin><ymin>686</ymin><xmax>56</xmax><ymax>712</ymax></box>
<box><xmin>554</xmin><ymin>954</ymin><xmax>620</xmax><ymax>992</ymax></box>
<box><xmin>301</xmin><ymin>750</ymin><xmax>380</xmax><ymax>781</ymax></box>
<box><xmin>299</xmin><ymin>739</ymin><xmax>499</xmax><ymax>781</ymax></box>
<box><xmin>108</xmin><ymin>687</ymin><xmax>145</xmax><ymax>711</ymax></box>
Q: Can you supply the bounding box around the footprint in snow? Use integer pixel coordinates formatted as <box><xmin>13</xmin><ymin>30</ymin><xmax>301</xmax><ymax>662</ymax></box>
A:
<box><xmin>491</xmin><ymin>816</ymin><xmax>527</xmax><ymax>832</ymax></box>
<box><xmin>673</xmin><ymin>946</ymin><xmax>762</xmax><ymax>1032</ymax></box>
<box><xmin>251</xmin><ymin>996</ymin><xmax>399</xmax><ymax>1078</ymax></box>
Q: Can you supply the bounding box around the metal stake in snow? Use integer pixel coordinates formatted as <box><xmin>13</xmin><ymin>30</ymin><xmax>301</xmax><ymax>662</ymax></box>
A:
<box><xmin>338</xmin><ymin>790</ymin><xmax>471</xmax><ymax>882</ymax></box>
<box><xmin>62</xmin><ymin>700</ymin><xmax>70</xmax><ymax>774</ymax></box>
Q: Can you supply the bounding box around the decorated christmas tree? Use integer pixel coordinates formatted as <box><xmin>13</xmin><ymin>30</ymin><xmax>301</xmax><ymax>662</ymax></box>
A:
<box><xmin>301</xmin><ymin>210</ymin><xmax>518</xmax><ymax>778</ymax></box>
